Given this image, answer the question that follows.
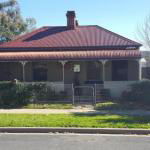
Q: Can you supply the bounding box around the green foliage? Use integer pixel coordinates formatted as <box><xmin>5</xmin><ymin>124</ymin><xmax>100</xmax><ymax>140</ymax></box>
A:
<box><xmin>0</xmin><ymin>81</ymin><xmax>32</xmax><ymax>107</ymax></box>
<box><xmin>27</xmin><ymin>83</ymin><xmax>48</xmax><ymax>101</ymax></box>
<box><xmin>122</xmin><ymin>80</ymin><xmax>150</xmax><ymax>104</ymax></box>
<box><xmin>0</xmin><ymin>82</ymin><xmax>68</xmax><ymax>108</ymax></box>
<box><xmin>0</xmin><ymin>0</ymin><xmax>36</xmax><ymax>42</ymax></box>
<box><xmin>27</xmin><ymin>83</ymin><xmax>68</xmax><ymax>102</ymax></box>
<box><xmin>0</xmin><ymin>0</ymin><xmax>17</xmax><ymax>10</ymax></box>
<box><xmin>27</xmin><ymin>83</ymin><xmax>58</xmax><ymax>101</ymax></box>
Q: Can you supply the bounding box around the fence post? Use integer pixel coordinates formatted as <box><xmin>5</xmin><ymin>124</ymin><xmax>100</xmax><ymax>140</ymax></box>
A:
<box><xmin>94</xmin><ymin>84</ymin><xmax>97</xmax><ymax>105</ymax></box>
<box><xmin>72</xmin><ymin>83</ymin><xmax>75</xmax><ymax>105</ymax></box>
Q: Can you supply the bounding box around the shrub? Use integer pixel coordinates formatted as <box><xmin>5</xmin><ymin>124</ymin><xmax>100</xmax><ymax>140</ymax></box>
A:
<box><xmin>27</xmin><ymin>83</ymin><xmax>48</xmax><ymax>101</ymax></box>
<box><xmin>0</xmin><ymin>82</ymin><xmax>68</xmax><ymax>108</ymax></box>
<box><xmin>27</xmin><ymin>83</ymin><xmax>57</xmax><ymax>101</ymax></box>
<box><xmin>0</xmin><ymin>81</ymin><xmax>32</xmax><ymax>107</ymax></box>
<box><xmin>122</xmin><ymin>80</ymin><xmax>150</xmax><ymax>104</ymax></box>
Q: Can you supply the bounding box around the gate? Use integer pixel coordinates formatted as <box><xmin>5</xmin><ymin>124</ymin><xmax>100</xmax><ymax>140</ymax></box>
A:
<box><xmin>72</xmin><ymin>85</ymin><xmax>95</xmax><ymax>105</ymax></box>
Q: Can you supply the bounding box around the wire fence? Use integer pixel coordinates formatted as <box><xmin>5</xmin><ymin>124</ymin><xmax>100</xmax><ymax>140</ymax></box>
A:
<box><xmin>25</xmin><ymin>82</ymin><xmax>111</xmax><ymax>105</ymax></box>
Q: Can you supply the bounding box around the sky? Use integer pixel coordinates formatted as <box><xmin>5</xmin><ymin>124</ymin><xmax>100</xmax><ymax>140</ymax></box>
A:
<box><xmin>1</xmin><ymin>0</ymin><xmax>150</xmax><ymax>49</ymax></box>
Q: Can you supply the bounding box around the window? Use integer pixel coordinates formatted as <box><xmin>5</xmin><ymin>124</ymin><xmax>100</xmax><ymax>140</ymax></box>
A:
<box><xmin>112</xmin><ymin>60</ymin><xmax>128</xmax><ymax>81</ymax></box>
<box><xmin>33</xmin><ymin>63</ymin><xmax>48</xmax><ymax>81</ymax></box>
<box><xmin>33</xmin><ymin>68</ymin><xmax>47</xmax><ymax>81</ymax></box>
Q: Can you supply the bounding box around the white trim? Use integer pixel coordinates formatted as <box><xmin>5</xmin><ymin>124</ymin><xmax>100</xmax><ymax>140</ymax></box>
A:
<box><xmin>20</xmin><ymin>61</ymin><xmax>28</xmax><ymax>82</ymax></box>
<box><xmin>99</xmin><ymin>60</ymin><xmax>108</xmax><ymax>81</ymax></box>
<box><xmin>59</xmin><ymin>61</ymin><xmax>68</xmax><ymax>84</ymax></box>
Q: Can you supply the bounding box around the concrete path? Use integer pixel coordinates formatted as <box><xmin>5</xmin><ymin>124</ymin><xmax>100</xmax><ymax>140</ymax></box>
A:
<box><xmin>0</xmin><ymin>108</ymin><xmax>150</xmax><ymax>116</ymax></box>
<box><xmin>0</xmin><ymin>108</ymin><xmax>95</xmax><ymax>114</ymax></box>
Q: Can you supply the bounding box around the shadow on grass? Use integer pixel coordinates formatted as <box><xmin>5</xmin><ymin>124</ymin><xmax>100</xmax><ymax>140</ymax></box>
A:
<box><xmin>96</xmin><ymin>116</ymin><xmax>150</xmax><ymax>128</ymax></box>
<box><xmin>94</xmin><ymin>101</ymin><xmax>150</xmax><ymax>111</ymax></box>
<box><xmin>72</xmin><ymin>112</ymin><xmax>150</xmax><ymax>128</ymax></box>
<box><xmin>99</xmin><ymin>117</ymin><xmax>150</xmax><ymax>124</ymax></box>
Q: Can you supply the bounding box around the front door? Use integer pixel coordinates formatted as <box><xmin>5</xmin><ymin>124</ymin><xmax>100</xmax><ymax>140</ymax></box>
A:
<box><xmin>73</xmin><ymin>72</ymin><xmax>80</xmax><ymax>86</ymax></box>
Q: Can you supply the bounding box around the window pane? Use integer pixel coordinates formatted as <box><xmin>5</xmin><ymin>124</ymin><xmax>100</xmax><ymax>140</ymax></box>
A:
<box><xmin>112</xmin><ymin>60</ymin><xmax>128</xmax><ymax>81</ymax></box>
<box><xmin>33</xmin><ymin>68</ymin><xmax>47</xmax><ymax>81</ymax></box>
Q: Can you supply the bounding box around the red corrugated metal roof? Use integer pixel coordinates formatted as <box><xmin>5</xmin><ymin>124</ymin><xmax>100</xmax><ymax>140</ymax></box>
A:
<box><xmin>0</xmin><ymin>50</ymin><xmax>141</xmax><ymax>61</ymax></box>
<box><xmin>0</xmin><ymin>26</ymin><xmax>141</xmax><ymax>51</ymax></box>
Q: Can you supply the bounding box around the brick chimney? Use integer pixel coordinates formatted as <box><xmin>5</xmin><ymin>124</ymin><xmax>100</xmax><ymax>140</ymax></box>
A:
<box><xmin>66</xmin><ymin>11</ymin><xmax>76</xmax><ymax>29</ymax></box>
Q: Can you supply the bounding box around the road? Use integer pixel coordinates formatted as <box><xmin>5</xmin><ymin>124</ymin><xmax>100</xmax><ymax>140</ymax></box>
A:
<box><xmin>0</xmin><ymin>133</ymin><xmax>150</xmax><ymax>150</ymax></box>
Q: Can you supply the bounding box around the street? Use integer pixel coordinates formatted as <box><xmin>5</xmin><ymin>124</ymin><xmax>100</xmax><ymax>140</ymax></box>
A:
<box><xmin>0</xmin><ymin>133</ymin><xmax>150</xmax><ymax>150</ymax></box>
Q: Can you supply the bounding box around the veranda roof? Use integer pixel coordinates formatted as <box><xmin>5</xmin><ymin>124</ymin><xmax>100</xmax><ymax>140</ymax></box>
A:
<box><xmin>0</xmin><ymin>50</ymin><xmax>141</xmax><ymax>61</ymax></box>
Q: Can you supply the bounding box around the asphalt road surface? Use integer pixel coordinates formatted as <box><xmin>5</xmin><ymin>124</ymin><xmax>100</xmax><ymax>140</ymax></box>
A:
<box><xmin>0</xmin><ymin>133</ymin><xmax>150</xmax><ymax>150</ymax></box>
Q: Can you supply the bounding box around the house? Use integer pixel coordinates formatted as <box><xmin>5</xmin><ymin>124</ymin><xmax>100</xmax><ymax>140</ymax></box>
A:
<box><xmin>0</xmin><ymin>11</ymin><xmax>142</xmax><ymax>98</ymax></box>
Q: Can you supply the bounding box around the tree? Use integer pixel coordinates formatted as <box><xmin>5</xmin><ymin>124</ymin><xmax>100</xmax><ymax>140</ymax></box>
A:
<box><xmin>0</xmin><ymin>0</ymin><xmax>36</xmax><ymax>42</ymax></box>
<box><xmin>137</xmin><ymin>15</ymin><xmax>150</xmax><ymax>49</ymax></box>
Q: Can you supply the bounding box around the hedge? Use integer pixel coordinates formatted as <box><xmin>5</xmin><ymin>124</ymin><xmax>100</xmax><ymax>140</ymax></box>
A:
<box><xmin>0</xmin><ymin>81</ymin><xmax>67</xmax><ymax>108</ymax></box>
<box><xmin>122</xmin><ymin>80</ymin><xmax>150</xmax><ymax>104</ymax></box>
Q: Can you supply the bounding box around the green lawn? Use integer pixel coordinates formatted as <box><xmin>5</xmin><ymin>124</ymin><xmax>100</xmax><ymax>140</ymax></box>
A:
<box><xmin>0</xmin><ymin>114</ymin><xmax>150</xmax><ymax>128</ymax></box>
<box><xmin>23</xmin><ymin>103</ymin><xmax>73</xmax><ymax>109</ymax></box>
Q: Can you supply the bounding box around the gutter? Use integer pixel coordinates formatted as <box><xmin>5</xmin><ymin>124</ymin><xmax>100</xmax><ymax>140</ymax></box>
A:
<box><xmin>0</xmin><ymin>127</ymin><xmax>150</xmax><ymax>135</ymax></box>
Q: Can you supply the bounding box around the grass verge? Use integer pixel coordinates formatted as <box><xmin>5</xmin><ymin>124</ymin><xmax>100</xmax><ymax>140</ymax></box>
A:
<box><xmin>23</xmin><ymin>103</ymin><xmax>73</xmax><ymax>109</ymax></box>
<box><xmin>0</xmin><ymin>114</ymin><xmax>150</xmax><ymax>128</ymax></box>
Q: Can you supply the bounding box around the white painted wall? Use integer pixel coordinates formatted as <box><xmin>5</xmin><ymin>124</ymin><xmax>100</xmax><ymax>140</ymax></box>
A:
<box><xmin>46</xmin><ymin>82</ymin><xmax>65</xmax><ymax>93</ymax></box>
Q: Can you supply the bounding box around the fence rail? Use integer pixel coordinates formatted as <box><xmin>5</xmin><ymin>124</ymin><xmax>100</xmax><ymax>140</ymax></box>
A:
<box><xmin>24</xmin><ymin>82</ymin><xmax>110</xmax><ymax>105</ymax></box>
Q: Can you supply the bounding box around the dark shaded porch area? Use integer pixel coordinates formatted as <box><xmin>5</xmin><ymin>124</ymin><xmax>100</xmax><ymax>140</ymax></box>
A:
<box><xmin>0</xmin><ymin>59</ymin><xmax>140</xmax><ymax>83</ymax></box>
<box><xmin>0</xmin><ymin>62</ymin><xmax>22</xmax><ymax>81</ymax></box>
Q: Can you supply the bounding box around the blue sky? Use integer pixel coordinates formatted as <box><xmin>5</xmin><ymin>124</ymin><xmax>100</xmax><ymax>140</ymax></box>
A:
<box><xmin>3</xmin><ymin>0</ymin><xmax>150</xmax><ymax>48</ymax></box>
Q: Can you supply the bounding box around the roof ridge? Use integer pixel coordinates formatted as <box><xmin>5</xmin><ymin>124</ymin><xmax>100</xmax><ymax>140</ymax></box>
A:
<box><xmin>95</xmin><ymin>25</ymin><xmax>141</xmax><ymax>46</ymax></box>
